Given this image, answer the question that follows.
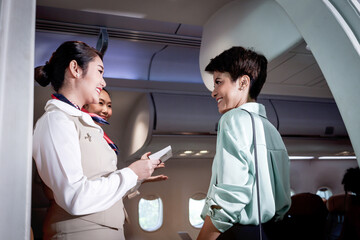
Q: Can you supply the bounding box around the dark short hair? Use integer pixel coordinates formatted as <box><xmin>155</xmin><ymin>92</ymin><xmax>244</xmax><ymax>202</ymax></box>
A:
<box><xmin>342</xmin><ymin>167</ymin><xmax>360</xmax><ymax>195</ymax></box>
<box><xmin>34</xmin><ymin>41</ymin><xmax>103</xmax><ymax>92</ymax></box>
<box><xmin>205</xmin><ymin>46</ymin><xmax>267</xmax><ymax>100</ymax></box>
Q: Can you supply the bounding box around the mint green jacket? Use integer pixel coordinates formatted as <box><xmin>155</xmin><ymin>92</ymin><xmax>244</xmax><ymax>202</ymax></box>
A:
<box><xmin>201</xmin><ymin>102</ymin><xmax>291</xmax><ymax>232</ymax></box>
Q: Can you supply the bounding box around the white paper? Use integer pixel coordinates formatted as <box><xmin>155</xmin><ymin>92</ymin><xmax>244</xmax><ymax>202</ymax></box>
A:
<box><xmin>149</xmin><ymin>145</ymin><xmax>172</xmax><ymax>163</ymax></box>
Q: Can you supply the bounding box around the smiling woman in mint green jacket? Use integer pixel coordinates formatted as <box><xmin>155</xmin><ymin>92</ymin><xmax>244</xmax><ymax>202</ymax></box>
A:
<box><xmin>197</xmin><ymin>47</ymin><xmax>291</xmax><ymax>240</ymax></box>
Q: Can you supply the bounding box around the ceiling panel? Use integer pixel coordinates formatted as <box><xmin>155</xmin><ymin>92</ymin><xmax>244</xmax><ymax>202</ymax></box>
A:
<box><xmin>312</xmin><ymin>78</ymin><xmax>329</xmax><ymax>88</ymax></box>
<box><xmin>289</xmin><ymin>40</ymin><xmax>312</xmax><ymax>54</ymax></box>
<box><xmin>35</xmin><ymin>31</ymin><xmax>98</xmax><ymax>67</ymax></box>
<box><xmin>36</xmin><ymin>6</ymin><xmax>185</xmax><ymax>35</ymax></box>
<box><xmin>267</xmin><ymin>52</ymin><xmax>296</xmax><ymax>72</ymax></box>
<box><xmin>176</xmin><ymin>24</ymin><xmax>203</xmax><ymax>38</ymax></box>
<box><xmin>267</xmin><ymin>54</ymin><xmax>316</xmax><ymax>84</ymax></box>
<box><xmin>264</xmin><ymin>40</ymin><xmax>333</xmax><ymax>98</ymax></box>
<box><xmin>150</xmin><ymin>46</ymin><xmax>202</xmax><ymax>83</ymax></box>
<box><xmin>284</xmin><ymin>63</ymin><xmax>324</xmax><ymax>85</ymax></box>
<box><xmin>35</xmin><ymin>31</ymin><xmax>166</xmax><ymax>81</ymax></box>
<box><xmin>35</xmin><ymin>3</ymin><xmax>335</xmax><ymax>99</ymax></box>
<box><xmin>36</xmin><ymin>0</ymin><xmax>234</xmax><ymax>26</ymax></box>
<box><xmin>103</xmin><ymin>38</ymin><xmax>165</xmax><ymax>80</ymax></box>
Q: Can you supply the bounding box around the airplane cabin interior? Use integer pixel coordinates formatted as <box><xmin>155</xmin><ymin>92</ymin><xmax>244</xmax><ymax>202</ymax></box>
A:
<box><xmin>1</xmin><ymin>0</ymin><xmax>360</xmax><ymax>239</ymax></box>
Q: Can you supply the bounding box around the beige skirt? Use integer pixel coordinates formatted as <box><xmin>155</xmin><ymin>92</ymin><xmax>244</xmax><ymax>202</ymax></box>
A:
<box><xmin>43</xmin><ymin>202</ymin><xmax>125</xmax><ymax>240</ymax></box>
<box><xmin>43</xmin><ymin>217</ymin><xmax>124</xmax><ymax>240</ymax></box>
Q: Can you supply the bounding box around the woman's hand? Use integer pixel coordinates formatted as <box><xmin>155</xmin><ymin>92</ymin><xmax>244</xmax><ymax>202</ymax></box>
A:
<box><xmin>128</xmin><ymin>152</ymin><xmax>160</xmax><ymax>181</ymax></box>
<box><xmin>140</xmin><ymin>152</ymin><xmax>151</xmax><ymax>160</ymax></box>
<box><xmin>143</xmin><ymin>174</ymin><xmax>168</xmax><ymax>183</ymax></box>
<box><xmin>140</xmin><ymin>152</ymin><xmax>169</xmax><ymax>183</ymax></box>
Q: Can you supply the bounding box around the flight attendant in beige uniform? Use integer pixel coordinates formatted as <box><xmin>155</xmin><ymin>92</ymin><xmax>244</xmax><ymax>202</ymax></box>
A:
<box><xmin>33</xmin><ymin>41</ymin><xmax>160</xmax><ymax>240</ymax></box>
<box><xmin>83</xmin><ymin>88</ymin><xmax>168</xmax><ymax>184</ymax></box>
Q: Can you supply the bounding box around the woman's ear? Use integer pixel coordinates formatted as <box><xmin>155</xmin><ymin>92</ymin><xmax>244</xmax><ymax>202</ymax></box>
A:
<box><xmin>68</xmin><ymin>60</ymin><xmax>82</xmax><ymax>78</ymax></box>
<box><xmin>239</xmin><ymin>75</ymin><xmax>251</xmax><ymax>90</ymax></box>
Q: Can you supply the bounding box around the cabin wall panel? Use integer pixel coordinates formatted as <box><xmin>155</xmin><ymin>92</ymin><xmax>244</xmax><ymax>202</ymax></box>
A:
<box><xmin>123</xmin><ymin>158</ymin><xmax>212</xmax><ymax>240</ymax></box>
<box><xmin>290</xmin><ymin>159</ymin><xmax>358</xmax><ymax>195</ymax></box>
<box><xmin>123</xmin><ymin>156</ymin><xmax>358</xmax><ymax>239</ymax></box>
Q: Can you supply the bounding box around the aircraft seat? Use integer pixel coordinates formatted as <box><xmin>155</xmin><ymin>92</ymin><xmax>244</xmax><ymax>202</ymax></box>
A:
<box><xmin>325</xmin><ymin>194</ymin><xmax>348</xmax><ymax>240</ymax></box>
<box><xmin>282</xmin><ymin>192</ymin><xmax>328</xmax><ymax>240</ymax></box>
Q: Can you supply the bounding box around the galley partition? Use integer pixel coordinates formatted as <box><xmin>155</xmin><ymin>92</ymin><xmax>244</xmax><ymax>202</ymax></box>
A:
<box><xmin>275</xmin><ymin>0</ymin><xmax>360</xmax><ymax>165</ymax></box>
<box><xmin>0</xmin><ymin>0</ymin><xmax>36</xmax><ymax>239</ymax></box>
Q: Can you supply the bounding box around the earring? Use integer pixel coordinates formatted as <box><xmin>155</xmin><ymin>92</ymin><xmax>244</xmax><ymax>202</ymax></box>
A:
<box><xmin>77</xmin><ymin>74</ymin><xmax>80</xmax><ymax>78</ymax></box>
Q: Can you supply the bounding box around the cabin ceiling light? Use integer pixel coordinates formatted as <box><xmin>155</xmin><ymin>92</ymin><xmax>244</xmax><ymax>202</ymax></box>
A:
<box><xmin>289</xmin><ymin>156</ymin><xmax>315</xmax><ymax>160</ymax></box>
<box><xmin>184</xmin><ymin>151</ymin><xmax>193</xmax><ymax>154</ymax></box>
<box><xmin>199</xmin><ymin>150</ymin><xmax>209</xmax><ymax>154</ymax></box>
<box><xmin>335</xmin><ymin>151</ymin><xmax>355</xmax><ymax>156</ymax></box>
<box><xmin>82</xmin><ymin>9</ymin><xmax>146</xmax><ymax>19</ymax></box>
<box><xmin>319</xmin><ymin>156</ymin><xmax>357</xmax><ymax>160</ymax></box>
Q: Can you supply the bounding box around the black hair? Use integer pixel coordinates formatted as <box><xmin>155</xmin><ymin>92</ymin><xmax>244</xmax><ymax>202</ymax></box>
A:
<box><xmin>205</xmin><ymin>46</ymin><xmax>267</xmax><ymax>100</ymax></box>
<box><xmin>102</xmin><ymin>87</ymin><xmax>111</xmax><ymax>98</ymax></box>
<box><xmin>34</xmin><ymin>41</ymin><xmax>103</xmax><ymax>92</ymax></box>
<box><xmin>342</xmin><ymin>167</ymin><xmax>360</xmax><ymax>195</ymax></box>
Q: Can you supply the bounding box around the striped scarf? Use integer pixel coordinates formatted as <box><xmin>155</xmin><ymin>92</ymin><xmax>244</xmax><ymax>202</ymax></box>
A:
<box><xmin>81</xmin><ymin>108</ymin><xmax>119</xmax><ymax>155</ymax></box>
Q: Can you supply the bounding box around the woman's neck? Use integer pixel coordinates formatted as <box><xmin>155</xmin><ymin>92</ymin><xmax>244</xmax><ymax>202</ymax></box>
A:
<box><xmin>57</xmin><ymin>89</ymin><xmax>84</xmax><ymax>109</ymax></box>
<box><xmin>247</xmin><ymin>96</ymin><xmax>256</xmax><ymax>103</ymax></box>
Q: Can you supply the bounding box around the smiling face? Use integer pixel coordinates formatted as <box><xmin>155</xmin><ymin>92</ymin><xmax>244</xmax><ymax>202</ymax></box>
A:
<box><xmin>85</xmin><ymin>90</ymin><xmax>112</xmax><ymax>121</ymax></box>
<box><xmin>211</xmin><ymin>71</ymin><xmax>248</xmax><ymax>114</ymax></box>
<box><xmin>78</xmin><ymin>55</ymin><xmax>106</xmax><ymax>105</ymax></box>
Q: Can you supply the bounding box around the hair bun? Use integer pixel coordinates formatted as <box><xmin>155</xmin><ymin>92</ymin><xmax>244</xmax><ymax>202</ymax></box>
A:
<box><xmin>34</xmin><ymin>65</ymin><xmax>51</xmax><ymax>87</ymax></box>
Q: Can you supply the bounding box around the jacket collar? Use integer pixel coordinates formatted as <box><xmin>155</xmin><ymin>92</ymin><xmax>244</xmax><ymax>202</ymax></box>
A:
<box><xmin>239</xmin><ymin>102</ymin><xmax>267</xmax><ymax>119</ymax></box>
<box><xmin>45</xmin><ymin>99</ymin><xmax>102</xmax><ymax>130</ymax></box>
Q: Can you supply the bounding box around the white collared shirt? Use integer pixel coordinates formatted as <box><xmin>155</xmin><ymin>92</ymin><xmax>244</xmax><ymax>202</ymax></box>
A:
<box><xmin>201</xmin><ymin>103</ymin><xmax>291</xmax><ymax>232</ymax></box>
<box><xmin>33</xmin><ymin>99</ymin><xmax>138</xmax><ymax>215</ymax></box>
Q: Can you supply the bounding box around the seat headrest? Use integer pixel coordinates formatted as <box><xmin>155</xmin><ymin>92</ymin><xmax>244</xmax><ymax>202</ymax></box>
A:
<box><xmin>327</xmin><ymin>194</ymin><xmax>348</xmax><ymax>213</ymax></box>
<box><xmin>288</xmin><ymin>192</ymin><xmax>328</xmax><ymax>216</ymax></box>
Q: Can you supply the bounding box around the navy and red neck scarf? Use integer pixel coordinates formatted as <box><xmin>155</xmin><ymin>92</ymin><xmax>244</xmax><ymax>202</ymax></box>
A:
<box><xmin>81</xmin><ymin>108</ymin><xmax>119</xmax><ymax>155</ymax></box>
<box><xmin>52</xmin><ymin>93</ymin><xmax>119</xmax><ymax>155</ymax></box>
<box><xmin>52</xmin><ymin>93</ymin><xmax>80</xmax><ymax>110</ymax></box>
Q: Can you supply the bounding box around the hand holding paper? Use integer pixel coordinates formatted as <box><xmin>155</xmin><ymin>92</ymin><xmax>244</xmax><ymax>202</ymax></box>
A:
<box><xmin>140</xmin><ymin>146</ymin><xmax>171</xmax><ymax>184</ymax></box>
<box><xmin>149</xmin><ymin>145</ymin><xmax>172</xmax><ymax>163</ymax></box>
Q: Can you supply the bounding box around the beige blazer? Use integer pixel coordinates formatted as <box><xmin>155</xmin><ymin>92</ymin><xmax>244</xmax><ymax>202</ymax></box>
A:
<box><xmin>43</xmin><ymin>114</ymin><xmax>125</xmax><ymax>237</ymax></box>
